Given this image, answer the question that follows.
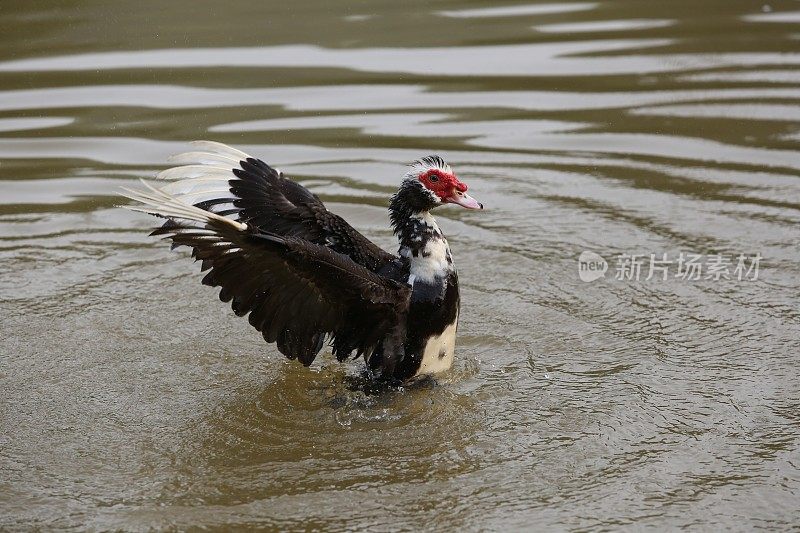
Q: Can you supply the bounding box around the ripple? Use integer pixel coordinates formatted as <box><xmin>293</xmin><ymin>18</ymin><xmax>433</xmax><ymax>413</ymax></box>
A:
<box><xmin>743</xmin><ymin>10</ymin><xmax>800</xmax><ymax>23</ymax></box>
<box><xmin>2</xmin><ymin>84</ymin><xmax>798</xmax><ymax>113</ymax></box>
<box><xmin>0</xmin><ymin>117</ymin><xmax>73</xmax><ymax>132</ymax></box>
<box><xmin>210</xmin><ymin>112</ymin><xmax>454</xmax><ymax>133</ymax></box>
<box><xmin>8</xmin><ymin>41</ymin><xmax>772</xmax><ymax>78</ymax></box>
<box><xmin>631</xmin><ymin>103</ymin><xmax>800</xmax><ymax>122</ymax></box>
<box><xmin>535</xmin><ymin>19</ymin><xmax>674</xmax><ymax>33</ymax></box>
<box><xmin>438</xmin><ymin>3</ymin><xmax>597</xmax><ymax>18</ymax></box>
<box><xmin>679</xmin><ymin>70</ymin><xmax>800</xmax><ymax>84</ymax></box>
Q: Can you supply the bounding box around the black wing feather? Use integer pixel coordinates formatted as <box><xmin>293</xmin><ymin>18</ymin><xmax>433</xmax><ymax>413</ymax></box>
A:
<box><xmin>229</xmin><ymin>157</ymin><xmax>397</xmax><ymax>272</ymax></box>
<box><xmin>160</xmin><ymin>217</ymin><xmax>411</xmax><ymax>369</ymax></box>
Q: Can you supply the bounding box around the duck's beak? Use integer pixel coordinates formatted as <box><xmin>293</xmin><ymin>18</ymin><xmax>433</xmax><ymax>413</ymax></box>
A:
<box><xmin>446</xmin><ymin>189</ymin><xmax>483</xmax><ymax>209</ymax></box>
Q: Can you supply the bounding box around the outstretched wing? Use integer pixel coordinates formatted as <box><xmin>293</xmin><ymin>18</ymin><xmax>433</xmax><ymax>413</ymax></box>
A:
<box><xmin>155</xmin><ymin>141</ymin><xmax>397</xmax><ymax>273</ymax></box>
<box><xmin>121</xmin><ymin>182</ymin><xmax>411</xmax><ymax>373</ymax></box>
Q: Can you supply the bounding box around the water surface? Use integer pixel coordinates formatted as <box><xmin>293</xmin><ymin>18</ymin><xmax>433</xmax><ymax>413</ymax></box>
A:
<box><xmin>1</xmin><ymin>1</ymin><xmax>799</xmax><ymax>530</ymax></box>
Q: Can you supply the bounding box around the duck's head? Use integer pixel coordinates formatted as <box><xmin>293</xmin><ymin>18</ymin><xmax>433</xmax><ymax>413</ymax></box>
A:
<box><xmin>396</xmin><ymin>155</ymin><xmax>483</xmax><ymax>213</ymax></box>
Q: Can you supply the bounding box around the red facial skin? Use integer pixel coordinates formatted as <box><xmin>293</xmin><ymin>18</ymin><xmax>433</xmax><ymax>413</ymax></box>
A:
<box><xmin>419</xmin><ymin>169</ymin><xmax>468</xmax><ymax>201</ymax></box>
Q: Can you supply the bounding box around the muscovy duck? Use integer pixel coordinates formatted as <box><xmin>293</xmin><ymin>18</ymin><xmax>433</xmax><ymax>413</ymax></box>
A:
<box><xmin>121</xmin><ymin>141</ymin><xmax>483</xmax><ymax>381</ymax></box>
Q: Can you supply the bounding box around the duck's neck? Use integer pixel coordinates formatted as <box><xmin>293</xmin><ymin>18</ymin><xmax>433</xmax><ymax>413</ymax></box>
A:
<box><xmin>389</xmin><ymin>193</ymin><xmax>453</xmax><ymax>283</ymax></box>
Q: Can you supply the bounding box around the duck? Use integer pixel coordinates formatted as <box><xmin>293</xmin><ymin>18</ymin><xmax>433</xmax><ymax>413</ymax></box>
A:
<box><xmin>121</xmin><ymin>141</ymin><xmax>483</xmax><ymax>382</ymax></box>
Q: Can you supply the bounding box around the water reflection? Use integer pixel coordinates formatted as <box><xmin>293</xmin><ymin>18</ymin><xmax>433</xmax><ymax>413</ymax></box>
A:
<box><xmin>437</xmin><ymin>3</ymin><xmax>597</xmax><ymax>18</ymax></box>
<box><xmin>535</xmin><ymin>19</ymin><xmax>674</xmax><ymax>33</ymax></box>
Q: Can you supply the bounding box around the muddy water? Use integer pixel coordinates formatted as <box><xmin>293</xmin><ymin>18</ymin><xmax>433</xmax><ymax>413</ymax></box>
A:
<box><xmin>1</xmin><ymin>1</ymin><xmax>799</xmax><ymax>530</ymax></box>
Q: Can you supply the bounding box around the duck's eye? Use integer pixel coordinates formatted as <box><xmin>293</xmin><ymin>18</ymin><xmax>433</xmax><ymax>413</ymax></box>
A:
<box><xmin>428</xmin><ymin>173</ymin><xmax>439</xmax><ymax>182</ymax></box>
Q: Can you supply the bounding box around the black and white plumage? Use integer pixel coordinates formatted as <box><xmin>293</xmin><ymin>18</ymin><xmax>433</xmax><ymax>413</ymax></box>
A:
<box><xmin>121</xmin><ymin>141</ymin><xmax>483</xmax><ymax>382</ymax></box>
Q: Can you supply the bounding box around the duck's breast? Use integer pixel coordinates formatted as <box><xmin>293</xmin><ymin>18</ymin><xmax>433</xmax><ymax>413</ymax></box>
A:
<box><xmin>416</xmin><ymin>310</ymin><xmax>458</xmax><ymax>376</ymax></box>
<box><xmin>404</xmin><ymin>269</ymin><xmax>460</xmax><ymax>377</ymax></box>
